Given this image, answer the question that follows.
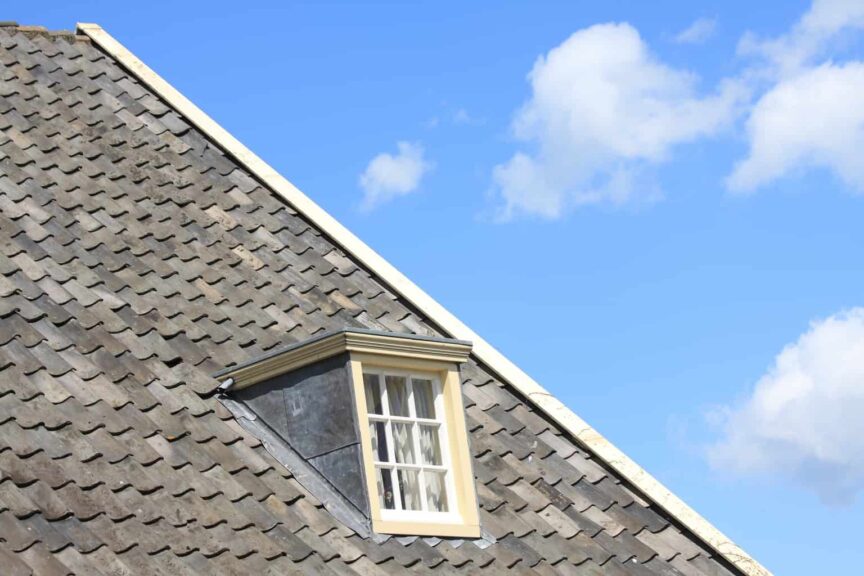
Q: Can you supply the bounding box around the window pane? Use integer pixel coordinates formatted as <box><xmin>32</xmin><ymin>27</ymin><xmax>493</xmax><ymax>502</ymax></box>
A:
<box><xmin>424</xmin><ymin>470</ymin><xmax>449</xmax><ymax>512</ymax></box>
<box><xmin>391</xmin><ymin>423</ymin><xmax>415</xmax><ymax>464</ymax></box>
<box><xmin>376</xmin><ymin>468</ymin><xmax>395</xmax><ymax>510</ymax></box>
<box><xmin>418</xmin><ymin>424</ymin><xmax>442</xmax><ymax>465</ymax></box>
<box><xmin>412</xmin><ymin>378</ymin><xmax>436</xmax><ymax>419</ymax></box>
<box><xmin>364</xmin><ymin>373</ymin><xmax>383</xmax><ymax>415</ymax></box>
<box><xmin>386</xmin><ymin>375</ymin><xmax>409</xmax><ymax>416</ymax></box>
<box><xmin>369</xmin><ymin>421</ymin><xmax>389</xmax><ymax>462</ymax></box>
<box><xmin>397</xmin><ymin>469</ymin><xmax>421</xmax><ymax>511</ymax></box>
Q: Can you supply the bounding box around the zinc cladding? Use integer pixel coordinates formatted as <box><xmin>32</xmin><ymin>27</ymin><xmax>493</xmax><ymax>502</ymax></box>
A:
<box><xmin>0</xmin><ymin>25</ymin><xmax>742</xmax><ymax>576</ymax></box>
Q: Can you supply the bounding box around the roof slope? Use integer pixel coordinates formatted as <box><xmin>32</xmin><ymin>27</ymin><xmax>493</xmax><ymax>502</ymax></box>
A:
<box><xmin>0</xmin><ymin>23</ymin><xmax>759</xmax><ymax>575</ymax></box>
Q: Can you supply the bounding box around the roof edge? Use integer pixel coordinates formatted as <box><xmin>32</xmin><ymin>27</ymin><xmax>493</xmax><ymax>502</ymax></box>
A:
<box><xmin>76</xmin><ymin>22</ymin><xmax>771</xmax><ymax>576</ymax></box>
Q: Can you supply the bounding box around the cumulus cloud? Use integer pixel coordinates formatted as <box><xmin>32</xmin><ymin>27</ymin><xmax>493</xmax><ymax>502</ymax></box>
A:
<box><xmin>485</xmin><ymin>1</ymin><xmax>864</xmax><ymax>217</ymax></box>
<box><xmin>709</xmin><ymin>308</ymin><xmax>864</xmax><ymax>505</ymax></box>
<box><xmin>674</xmin><ymin>18</ymin><xmax>717</xmax><ymax>45</ymax></box>
<box><xmin>358</xmin><ymin>142</ymin><xmax>433</xmax><ymax>209</ymax></box>
<box><xmin>728</xmin><ymin>63</ymin><xmax>864</xmax><ymax>192</ymax></box>
<box><xmin>492</xmin><ymin>23</ymin><xmax>743</xmax><ymax>220</ymax></box>
<box><xmin>730</xmin><ymin>0</ymin><xmax>864</xmax><ymax>192</ymax></box>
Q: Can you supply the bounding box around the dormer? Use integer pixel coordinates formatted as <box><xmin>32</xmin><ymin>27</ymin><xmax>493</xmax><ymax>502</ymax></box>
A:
<box><xmin>214</xmin><ymin>329</ymin><xmax>481</xmax><ymax>538</ymax></box>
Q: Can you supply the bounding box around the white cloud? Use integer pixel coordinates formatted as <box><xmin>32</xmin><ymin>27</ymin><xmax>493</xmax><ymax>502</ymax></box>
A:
<box><xmin>709</xmin><ymin>308</ymin><xmax>864</xmax><ymax>505</ymax></box>
<box><xmin>358</xmin><ymin>142</ymin><xmax>433</xmax><ymax>209</ymax></box>
<box><xmin>730</xmin><ymin>0</ymin><xmax>864</xmax><ymax>192</ymax></box>
<box><xmin>492</xmin><ymin>23</ymin><xmax>743</xmax><ymax>220</ymax></box>
<box><xmin>728</xmin><ymin>62</ymin><xmax>864</xmax><ymax>192</ymax></box>
<box><xmin>739</xmin><ymin>0</ymin><xmax>864</xmax><ymax>76</ymax></box>
<box><xmin>674</xmin><ymin>18</ymin><xmax>717</xmax><ymax>45</ymax></box>
<box><xmin>485</xmin><ymin>1</ymin><xmax>864</xmax><ymax>216</ymax></box>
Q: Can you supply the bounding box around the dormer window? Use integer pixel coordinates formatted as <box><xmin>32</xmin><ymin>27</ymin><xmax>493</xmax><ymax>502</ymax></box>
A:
<box><xmin>214</xmin><ymin>329</ymin><xmax>480</xmax><ymax>538</ymax></box>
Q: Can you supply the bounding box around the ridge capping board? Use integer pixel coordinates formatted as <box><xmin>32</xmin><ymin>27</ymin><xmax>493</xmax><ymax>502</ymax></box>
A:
<box><xmin>215</xmin><ymin>330</ymin><xmax>473</xmax><ymax>390</ymax></box>
<box><xmin>77</xmin><ymin>22</ymin><xmax>770</xmax><ymax>576</ymax></box>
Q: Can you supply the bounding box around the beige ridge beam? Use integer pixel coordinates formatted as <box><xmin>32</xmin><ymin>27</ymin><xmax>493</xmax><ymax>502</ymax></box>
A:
<box><xmin>77</xmin><ymin>22</ymin><xmax>771</xmax><ymax>576</ymax></box>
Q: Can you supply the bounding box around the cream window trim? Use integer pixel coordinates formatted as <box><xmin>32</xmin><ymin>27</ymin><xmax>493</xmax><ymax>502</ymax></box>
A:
<box><xmin>213</xmin><ymin>329</ymin><xmax>472</xmax><ymax>391</ymax></box>
<box><xmin>350</xmin><ymin>357</ymin><xmax>480</xmax><ymax>538</ymax></box>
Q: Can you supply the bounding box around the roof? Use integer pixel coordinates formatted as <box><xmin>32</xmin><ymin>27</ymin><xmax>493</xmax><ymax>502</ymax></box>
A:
<box><xmin>0</xmin><ymin>21</ymin><xmax>770</xmax><ymax>575</ymax></box>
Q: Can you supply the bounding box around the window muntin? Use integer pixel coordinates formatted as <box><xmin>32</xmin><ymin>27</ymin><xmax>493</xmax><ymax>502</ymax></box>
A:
<box><xmin>363</xmin><ymin>370</ymin><xmax>455</xmax><ymax>518</ymax></box>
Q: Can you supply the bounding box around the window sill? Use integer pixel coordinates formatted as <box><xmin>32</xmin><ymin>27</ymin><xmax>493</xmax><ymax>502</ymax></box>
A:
<box><xmin>372</xmin><ymin>518</ymin><xmax>481</xmax><ymax>539</ymax></box>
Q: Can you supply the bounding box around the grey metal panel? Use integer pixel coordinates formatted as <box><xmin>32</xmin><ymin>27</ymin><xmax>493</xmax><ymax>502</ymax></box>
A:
<box><xmin>233</xmin><ymin>368</ymin><xmax>290</xmax><ymax>436</ymax></box>
<box><xmin>219</xmin><ymin>396</ymin><xmax>372</xmax><ymax>537</ymax></box>
<box><xmin>280</xmin><ymin>352</ymin><xmax>357</xmax><ymax>459</ymax></box>
<box><xmin>309</xmin><ymin>443</ymin><xmax>369</xmax><ymax>514</ymax></box>
<box><xmin>233</xmin><ymin>351</ymin><xmax>371</xmax><ymax>517</ymax></box>
<box><xmin>235</xmin><ymin>352</ymin><xmax>358</xmax><ymax>460</ymax></box>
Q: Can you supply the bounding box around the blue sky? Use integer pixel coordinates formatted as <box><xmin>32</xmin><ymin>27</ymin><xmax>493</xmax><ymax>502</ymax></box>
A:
<box><xmin>13</xmin><ymin>1</ymin><xmax>864</xmax><ymax>574</ymax></box>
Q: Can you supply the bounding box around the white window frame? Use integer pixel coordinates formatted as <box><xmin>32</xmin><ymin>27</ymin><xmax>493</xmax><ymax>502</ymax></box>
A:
<box><xmin>363</xmin><ymin>368</ymin><xmax>459</xmax><ymax>524</ymax></box>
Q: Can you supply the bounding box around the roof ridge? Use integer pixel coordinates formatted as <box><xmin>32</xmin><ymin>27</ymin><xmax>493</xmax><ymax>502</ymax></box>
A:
<box><xmin>0</xmin><ymin>22</ymin><xmax>90</xmax><ymax>43</ymax></box>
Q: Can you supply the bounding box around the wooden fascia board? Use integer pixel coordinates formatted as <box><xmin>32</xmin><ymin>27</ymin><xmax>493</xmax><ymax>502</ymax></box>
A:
<box><xmin>76</xmin><ymin>22</ymin><xmax>771</xmax><ymax>576</ymax></box>
<box><xmin>216</xmin><ymin>331</ymin><xmax>472</xmax><ymax>390</ymax></box>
